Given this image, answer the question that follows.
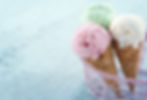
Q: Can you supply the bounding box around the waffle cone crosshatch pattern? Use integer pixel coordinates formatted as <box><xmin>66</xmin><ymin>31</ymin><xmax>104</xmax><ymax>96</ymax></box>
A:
<box><xmin>83</xmin><ymin>37</ymin><xmax>147</xmax><ymax>100</ymax></box>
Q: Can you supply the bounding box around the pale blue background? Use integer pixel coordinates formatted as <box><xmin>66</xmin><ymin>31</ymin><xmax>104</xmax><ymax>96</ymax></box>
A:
<box><xmin>0</xmin><ymin>0</ymin><xmax>147</xmax><ymax>100</ymax></box>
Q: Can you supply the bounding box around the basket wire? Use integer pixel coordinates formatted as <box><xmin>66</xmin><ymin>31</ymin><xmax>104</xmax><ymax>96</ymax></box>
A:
<box><xmin>84</xmin><ymin>36</ymin><xmax>147</xmax><ymax>100</ymax></box>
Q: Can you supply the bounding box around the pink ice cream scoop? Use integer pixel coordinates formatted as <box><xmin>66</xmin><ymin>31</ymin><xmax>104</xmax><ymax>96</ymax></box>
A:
<box><xmin>72</xmin><ymin>23</ymin><xmax>111</xmax><ymax>60</ymax></box>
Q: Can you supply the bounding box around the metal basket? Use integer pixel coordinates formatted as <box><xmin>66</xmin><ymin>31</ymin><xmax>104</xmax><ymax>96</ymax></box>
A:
<box><xmin>84</xmin><ymin>37</ymin><xmax>147</xmax><ymax>100</ymax></box>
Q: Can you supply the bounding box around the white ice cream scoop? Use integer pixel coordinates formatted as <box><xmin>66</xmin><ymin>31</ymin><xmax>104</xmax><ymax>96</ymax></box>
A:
<box><xmin>110</xmin><ymin>14</ymin><xmax>146</xmax><ymax>48</ymax></box>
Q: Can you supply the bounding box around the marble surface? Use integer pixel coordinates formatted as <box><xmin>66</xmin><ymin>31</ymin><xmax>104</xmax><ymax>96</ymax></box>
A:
<box><xmin>0</xmin><ymin>0</ymin><xmax>147</xmax><ymax>100</ymax></box>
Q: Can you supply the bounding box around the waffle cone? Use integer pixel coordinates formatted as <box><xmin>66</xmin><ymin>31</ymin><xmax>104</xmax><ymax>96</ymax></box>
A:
<box><xmin>86</xmin><ymin>45</ymin><xmax>121</xmax><ymax>97</ymax></box>
<box><xmin>113</xmin><ymin>41</ymin><xmax>142</xmax><ymax>92</ymax></box>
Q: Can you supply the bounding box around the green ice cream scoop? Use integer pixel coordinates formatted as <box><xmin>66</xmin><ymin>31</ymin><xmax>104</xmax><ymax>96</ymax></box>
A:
<box><xmin>82</xmin><ymin>3</ymin><xmax>115</xmax><ymax>28</ymax></box>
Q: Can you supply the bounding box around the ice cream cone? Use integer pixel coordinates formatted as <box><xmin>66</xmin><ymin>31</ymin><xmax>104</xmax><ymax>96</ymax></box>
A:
<box><xmin>110</xmin><ymin>15</ymin><xmax>146</xmax><ymax>92</ymax></box>
<box><xmin>72</xmin><ymin>23</ymin><xmax>121</xmax><ymax>97</ymax></box>
<box><xmin>113</xmin><ymin>41</ymin><xmax>142</xmax><ymax>92</ymax></box>
<box><xmin>86</xmin><ymin>44</ymin><xmax>121</xmax><ymax>97</ymax></box>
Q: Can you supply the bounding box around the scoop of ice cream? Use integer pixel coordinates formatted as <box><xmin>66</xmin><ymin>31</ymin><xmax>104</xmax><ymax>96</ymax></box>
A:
<box><xmin>82</xmin><ymin>3</ymin><xmax>115</xmax><ymax>28</ymax></box>
<box><xmin>72</xmin><ymin>23</ymin><xmax>111</xmax><ymax>60</ymax></box>
<box><xmin>110</xmin><ymin>15</ymin><xmax>146</xmax><ymax>48</ymax></box>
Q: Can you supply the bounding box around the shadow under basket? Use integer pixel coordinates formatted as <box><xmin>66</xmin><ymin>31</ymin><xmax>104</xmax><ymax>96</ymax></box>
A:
<box><xmin>84</xmin><ymin>40</ymin><xmax>147</xmax><ymax>100</ymax></box>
